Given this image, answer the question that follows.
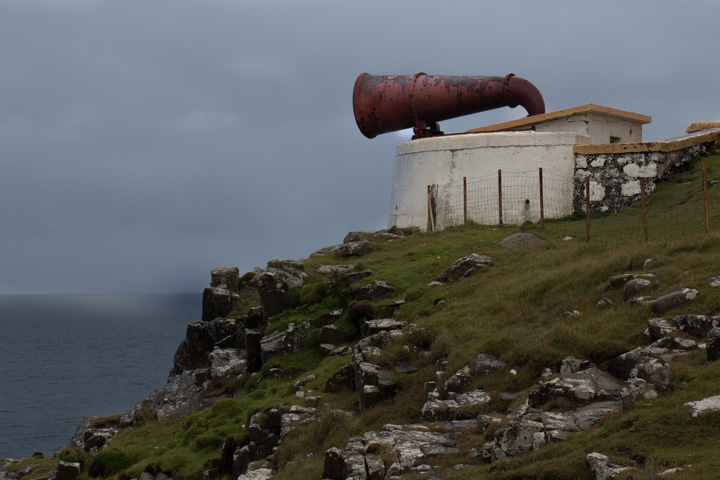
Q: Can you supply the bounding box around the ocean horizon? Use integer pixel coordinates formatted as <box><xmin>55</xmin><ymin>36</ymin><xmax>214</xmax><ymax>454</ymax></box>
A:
<box><xmin>0</xmin><ymin>293</ymin><xmax>200</xmax><ymax>459</ymax></box>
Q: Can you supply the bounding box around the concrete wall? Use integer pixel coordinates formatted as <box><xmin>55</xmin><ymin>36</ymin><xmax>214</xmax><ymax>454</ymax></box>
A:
<box><xmin>388</xmin><ymin>131</ymin><xmax>589</xmax><ymax>230</ymax></box>
<box><xmin>535</xmin><ymin>112</ymin><xmax>643</xmax><ymax>144</ymax></box>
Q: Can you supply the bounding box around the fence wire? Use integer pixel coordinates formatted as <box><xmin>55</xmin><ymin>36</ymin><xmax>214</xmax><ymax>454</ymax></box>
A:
<box><xmin>430</xmin><ymin>160</ymin><xmax>720</xmax><ymax>244</ymax></box>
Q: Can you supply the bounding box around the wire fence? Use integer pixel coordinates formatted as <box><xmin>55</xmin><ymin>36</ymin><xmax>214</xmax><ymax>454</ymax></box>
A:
<box><xmin>428</xmin><ymin>160</ymin><xmax>720</xmax><ymax>244</ymax></box>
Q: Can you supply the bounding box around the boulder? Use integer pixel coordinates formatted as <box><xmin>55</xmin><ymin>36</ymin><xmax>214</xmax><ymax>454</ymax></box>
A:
<box><xmin>498</xmin><ymin>232</ymin><xmax>543</xmax><ymax>247</ymax></box>
<box><xmin>493</xmin><ymin>420</ymin><xmax>545</xmax><ymax>458</ymax></box>
<box><xmin>260</xmin><ymin>321</ymin><xmax>311</xmax><ymax>364</ymax></box>
<box><xmin>651</xmin><ymin>288</ymin><xmax>699</xmax><ymax>314</ymax></box>
<box><xmin>202</xmin><ymin>287</ymin><xmax>240</xmax><ymax>322</ymax></box>
<box><xmin>316</xmin><ymin>309</ymin><xmax>343</xmax><ymax>327</ymax></box>
<box><xmin>352</xmin><ymin>280</ymin><xmax>396</xmax><ymax>301</ymax></box>
<box><xmin>209</xmin><ymin>348</ymin><xmax>247</xmax><ymax>385</ymax></box>
<box><xmin>620</xmin><ymin>378</ymin><xmax>658</xmax><ymax>411</ymax></box>
<box><xmin>673</xmin><ymin>314</ymin><xmax>720</xmax><ymax>338</ymax></box>
<box><xmin>707</xmin><ymin>327</ymin><xmax>720</xmax><ymax>361</ymax></box>
<box><xmin>529</xmin><ymin>366</ymin><xmax>624</xmax><ymax>407</ymax></box>
<box><xmin>317</xmin><ymin>264</ymin><xmax>355</xmax><ymax>275</ymax></box>
<box><xmin>210</xmin><ymin>266</ymin><xmax>240</xmax><ymax>291</ymax></box>
<box><xmin>322</xmin><ymin>447</ymin><xmax>344</xmax><ymax>480</ymax></box>
<box><xmin>596</xmin><ymin>298</ymin><xmax>613</xmax><ymax>310</ymax></box>
<box><xmin>343</xmin><ymin>231</ymin><xmax>368</xmax><ymax>243</ymax></box>
<box><xmin>266</xmin><ymin>259</ymin><xmax>307</xmax><ymax>289</ymax></box>
<box><xmin>684</xmin><ymin>395</ymin><xmax>720</xmax><ymax>418</ymax></box>
<box><xmin>257</xmin><ymin>272</ymin><xmax>288</xmax><ymax>322</ymax></box>
<box><xmin>623</xmin><ymin>278</ymin><xmax>651</xmax><ymax>301</ymax></box>
<box><xmin>435</xmin><ymin>254</ymin><xmax>495</xmax><ymax>283</ymax></box>
<box><xmin>610</xmin><ymin>348</ymin><xmax>672</xmax><ymax>388</ymax></box>
<box><xmin>336</xmin><ymin>241</ymin><xmax>373</xmax><ymax>258</ymax></box>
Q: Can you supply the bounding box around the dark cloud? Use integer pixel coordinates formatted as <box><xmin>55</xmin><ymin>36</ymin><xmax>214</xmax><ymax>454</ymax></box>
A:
<box><xmin>1</xmin><ymin>0</ymin><xmax>718</xmax><ymax>294</ymax></box>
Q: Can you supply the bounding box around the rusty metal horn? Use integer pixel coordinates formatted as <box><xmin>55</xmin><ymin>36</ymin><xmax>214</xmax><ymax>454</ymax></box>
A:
<box><xmin>352</xmin><ymin>73</ymin><xmax>545</xmax><ymax>139</ymax></box>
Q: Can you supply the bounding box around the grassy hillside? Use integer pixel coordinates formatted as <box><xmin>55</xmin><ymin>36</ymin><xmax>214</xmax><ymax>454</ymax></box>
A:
<box><xmin>6</xmin><ymin>154</ymin><xmax>720</xmax><ymax>480</ymax></box>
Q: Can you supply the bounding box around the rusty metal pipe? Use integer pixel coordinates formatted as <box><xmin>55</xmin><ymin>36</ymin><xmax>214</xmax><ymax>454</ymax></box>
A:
<box><xmin>353</xmin><ymin>72</ymin><xmax>545</xmax><ymax>139</ymax></box>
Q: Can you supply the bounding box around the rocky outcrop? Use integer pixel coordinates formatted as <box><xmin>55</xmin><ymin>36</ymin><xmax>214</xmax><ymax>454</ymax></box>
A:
<box><xmin>499</xmin><ymin>232</ymin><xmax>543</xmax><ymax>247</ymax></box>
<box><xmin>673</xmin><ymin>314</ymin><xmax>720</xmax><ymax>338</ymax></box>
<box><xmin>351</xmin><ymin>280</ymin><xmax>396</xmax><ymax>301</ymax></box>
<box><xmin>210</xmin><ymin>267</ymin><xmax>240</xmax><ymax>291</ymax></box>
<box><xmin>259</xmin><ymin>321</ymin><xmax>311</xmax><ymax>364</ymax></box>
<box><xmin>202</xmin><ymin>287</ymin><xmax>239</xmax><ymax>322</ymax></box>
<box><xmin>586</xmin><ymin>452</ymin><xmax>633</xmax><ymax>480</ymax></box>
<box><xmin>707</xmin><ymin>327</ymin><xmax>720</xmax><ymax>361</ymax></box>
<box><xmin>684</xmin><ymin>395</ymin><xmax>720</xmax><ymax>418</ymax></box>
<box><xmin>322</xmin><ymin>425</ymin><xmax>459</xmax><ymax>480</ymax></box>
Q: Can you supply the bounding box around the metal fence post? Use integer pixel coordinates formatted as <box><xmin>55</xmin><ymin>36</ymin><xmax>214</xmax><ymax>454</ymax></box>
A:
<box><xmin>640</xmin><ymin>178</ymin><xmax>648</xmax><ymax>244</ymax></box>
<box><xmin>498</xmin><ymin>169</ymin><xmax>503</xmax><ymax>226</ymax></box>
<box><xmin>463</xmin><ymin>176</ymin><xmax>467</xmax><ymax>224</ymax></box>
<box><xmin>539</xmin><ymin>167</ymin><xmax>544</xmax><ymax>229</ymax></box>
<box><xmin>586</xmin><ymin>176</ymin><xmax>590</xmax><ymax>243</ymax></box>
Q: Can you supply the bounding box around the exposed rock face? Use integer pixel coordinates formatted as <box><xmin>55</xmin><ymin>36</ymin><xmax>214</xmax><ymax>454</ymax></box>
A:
<box><xmin>605</xmin><ymin>274</ymin><xmax>635</xmax><ymax>291</ymax></box>
<box><xmin>336</xmin><ymin>241</ymin><xmax>373</xmax><ymax>258</ymax></box>
<box><xmin>210</xmin><ymin>266</ymin><xmax>240</xmax><ymax>291</ymax></box>
<box><xmin>324</xmin><ymin>425</ymin><xmax>459</xmax><ymax>479</ymax></box>
<box><xmin>343</xmin><ymin>231</ymin><xmax>368</xmax><ymax>244</ymax></box>
<box><xmin>172</xmin><ymin>321</ymin><xmax>221</xmax><ymax>374</ymax></box>
<box><xmin>149</xmin><ymin>369</ymin><xmax>209</xmax><ymax>421</ymax></box>
<box><xmin>673</xmin><ymin>314</ymin><xmax>720</xmax><ymax>338</ymax></box>
<box><xmin>202</xmin><ymin>287</ymin><xmax>239</xmax><ymax>322</ymax></box>
<box><xmin>320</xmin><ymin>325</ymin><xmax>350</xmax><ymax>345</ymax></box>
<box><xmin>529</xmin><ymin>365</ymin><xmax>624</xmax><ymax>408</ymax></box>
<box><xmin>434</xmin><ymin>253</ymin><xmax>495</xmax><ymax>283</ymax></box>
<box><xmin>325</xmin><ymin>363</ymin><xmax>355</xmax><ymax>393</ymax></box>
<box><xmin>352</xmin><ymin>280</ymin><xmax>396</xmax><ymax>301</ymax></box>
<box><xmin>257</xmin><ymin>272</ymin><xmax>288</xmax><ymax>322</ymax></box>
<box><xmin>499</xmin><ymin>232</ymin><xmax>543</xmax><ymax>247</ymax></box>
<box><xmin>54</xmin><ymin>461</ymin><xmax>81</xmax><ymax>480</ymax></box>
<box><xmin>259</xmin><ymin>321</ymin><xmax>311</xmax><ymax>364</ymax></box>
<box><xmin>644</xmin><ymin>318</ymin><xmax>678</xmax><ymax>343</ymax></box>
<box><xmin>610</xmin><ymin>348</ymin><xmax>672</xmax><ymax>388</ymax></box>
<box><xmin>651</xmin><ymin>288</ymin><xmax>699</xmax><ymax>314</ymax></box>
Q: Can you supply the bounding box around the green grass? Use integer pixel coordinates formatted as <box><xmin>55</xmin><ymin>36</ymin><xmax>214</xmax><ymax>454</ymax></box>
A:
<box><xmin>9</xmin><ymin>154</ymin><xmax>720</xmax><ymax>480</ymax></box>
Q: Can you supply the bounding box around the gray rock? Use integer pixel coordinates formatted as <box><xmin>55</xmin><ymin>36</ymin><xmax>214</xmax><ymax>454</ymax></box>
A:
<box><xmin>310</xmin><ymin>244</ymin><xmax>341</xmax><ymax>257</ymax></box>
<box><xmin>644</xmin><ymin>318</ymin><xmax>678</xmax><ymax>343</ymax></box>
<box><xmin>337</xmin><ymin>241</ymin><xmax>373</xmax><ymax>258</ymax></box>
<box><xmin>440</xmin><ymin>366</ymin><xmax>472</xmax><ymax>397</ymax></box>
<box><xmin>498</xmin><ymin>232</ymin><xmax>544</xmax><ymax>247</ymax></box>
<box><xmin>209</xmin><ymin>348</ymin><xmax>247</xmax><ymax>385</ymax></box>
<box><xmin>673</xmin><ymin>314</ymin><xmax>720</xmax><ymax>338</ymax></box>
<box><xmin>529</xmin><ymin>366</ymin><xmax>623</xmax><ymax>407</ymax></box>
<box><xmin>435</xmin><ymin>254</ymin><xmax>495</xmax><ymax>283</ymax></box>
<box><xmin>560</xmin><ymin>356</ymin><xmax>591</xmax><ymax>377</ymax></box>
<box><xmin>596</xmin><ymin>298</ymin><xmax>614</xmax><ymax>310</ymax></box>
<box><xmin>710</xmin><ymin>276</ymin><xmax>720</xmax><ymax>287</ymax></box>
<box><xmin>707</xmin><ymin>327</ymin><xmax>720</xmax><ymax>361</ymax></box>
<box><xmin>325</xmin><ymin>363</ymin><xmax>355</xmax><ymax>393</ymax></box>
<box><xmin>210</xmin><ymin>266</ymin><xmax>240</xmax><ymax>291</ymax></box>
<box><xmin>494</xmin><ymin>420</ymin><xmax>544</xmax><ymax>457</ymax></box>
<box><xmin>651</xmin><ymin>288</ymin><xmax>699</xmax><ymax>314</ymax></box>
<box><xmin>344</xmin><ymin>231</ymin><xmax>368</xmax><ymax>243</ymax></box>
<box><xmin>685</xmin><ymin>395</ymin><xmax>720</xmax><ymax>418</ymax></box>
<box><xmin>317</xmin><ymin>264</ymin><xmax>355</xmax><ymax>275</ymax></box>
<box><xmin>316</xmin><ymin>309</ymin><xmax>343</xmax><ymax>327</ymax></box>
<box><xmin>54</xmin><ymin>461</ymin><xmax>80</xmax><ymax>480</ymax></box>
<box><xmin>623</xmin><ymin>278</ymin><xmax>651</xmax><ymax>300</ymax></box>
<box><xmin>257</xmin><ymin>272</ymin><xmax>288</xmax><ymax>322</ymax></box>
<box><xmin>237</xmin><ymin>468</ymin><xmax>272</xmax><ymax>480</ymax></box>
<box><xmin>620</xmin><ymin>378</ymin><xmax>658</xmax><ymax>411</ymax></box>
<box><xmin>561</xmin><ymin>309</ymin><xmax>581</xmax><ymax>318</ymax></box>
<box><xmin>362</xmin><ymin>318</ymin><xmax>406</xmax><ymax>336</ymax></box>
<box><xmin>171</xmin><ymin>321</ymin><xmax>220</xmax><ymax>374</ymax></box>
<box><xmin>586</xmin><ymin>452</ymin><xmax>633</xmax><ymax>480</ymax></box>
<box><xmin>260</xmin><ymin>321</ymin><xmax>311</xmax><ymax>364</ymax></box>
<box><xmin>322</xmin><ymin>447</ymin><xmax>344</xmax><ymax>480</ymax></box>
<box><xmin>473</xmin><ymin>353</ymin><xmax>507</xmax><ymax>376</ymax></box>
<box><xmin>201</xmin><ymin>286</ymin><xmax>240</xmax><ymax>322</ymax></box>
<box><xmin>421</xmin><ymin>397</ymin><xmax>459</xmax><ymax>421</ymax></box>
<box><xmin>352</xmin><ymin>280</ymin><xmax>396</xmax><ymax>301</ymax></box>
<box><xmin>610</xmin><ymin>348</ymin><xmax>672</xmax><ymax>388</ymax></box>
<box><xmin>604</xmin><ymin>274</ymin><xmax>635</xmax><ymax>291</ymax></box>
<box><xmin>149</xmin><ymin>369</ymin><xmax>208</xmax><ymax>421</ymax></box>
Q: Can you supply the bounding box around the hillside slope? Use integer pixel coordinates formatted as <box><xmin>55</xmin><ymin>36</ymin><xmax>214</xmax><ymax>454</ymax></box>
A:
<box><xmin>4</xmin><ymin>155</ymin><xmax>720</xmax><ymax>480</ymax></box>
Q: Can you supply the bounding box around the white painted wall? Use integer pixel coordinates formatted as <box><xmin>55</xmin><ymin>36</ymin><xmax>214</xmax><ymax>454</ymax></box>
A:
<box><xmin>388</xmin><ymin>132</ymin><xmax>589</xmax><ymax>230</ymax></box>
<box><xmin>533</xmin><ymin>113</ymin><xmax>643</xmax><ymax>144</ymax></box>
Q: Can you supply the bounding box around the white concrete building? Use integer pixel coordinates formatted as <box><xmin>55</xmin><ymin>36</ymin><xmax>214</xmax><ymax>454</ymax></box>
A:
<box><xmin>387</xmin><ymin>104</ymin><xmax>651</xmax><ymax>230</ymax></box>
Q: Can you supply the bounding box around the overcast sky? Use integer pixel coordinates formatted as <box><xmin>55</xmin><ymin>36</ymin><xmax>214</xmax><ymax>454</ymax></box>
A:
<box><xmin>1</xmin><ymin>0</ymin><xmax>718</xmax><ymax>295</ymax></box>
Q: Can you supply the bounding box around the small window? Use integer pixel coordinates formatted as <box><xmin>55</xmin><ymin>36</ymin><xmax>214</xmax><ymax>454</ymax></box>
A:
<box><xmin>610</xmin><ymin>136</ymin><xmax>621</xmax><ymax>144</ymax></box>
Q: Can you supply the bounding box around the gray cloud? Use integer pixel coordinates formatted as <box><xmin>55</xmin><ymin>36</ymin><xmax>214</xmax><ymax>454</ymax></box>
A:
<box><xmin>1</xmin><ymin>0</ymin><xmax>718</xmax><ymax>293</ymax></box>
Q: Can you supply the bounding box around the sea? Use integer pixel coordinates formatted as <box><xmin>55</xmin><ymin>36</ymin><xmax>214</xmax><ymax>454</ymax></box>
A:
<box><xmin>0</xmin><ymin>294</ymin><xmax>200</xmax><ymax>460</ymax></box>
